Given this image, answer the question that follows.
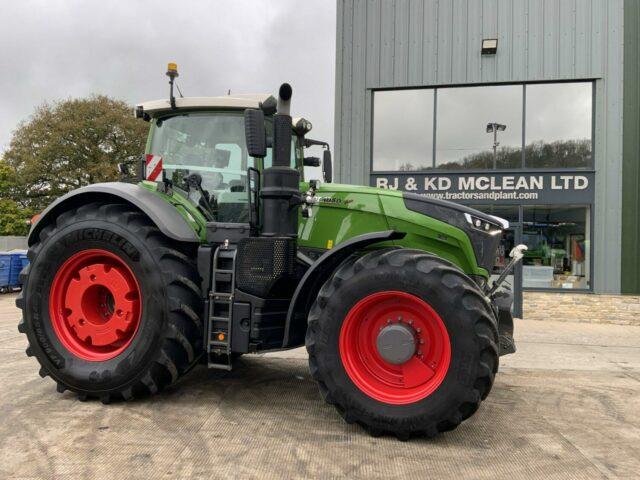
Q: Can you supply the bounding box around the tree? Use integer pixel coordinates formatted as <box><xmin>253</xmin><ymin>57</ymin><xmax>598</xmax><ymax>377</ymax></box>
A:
<box><xmin>0</xmin><ymin>161</ymin><xmax>32</xmax><ymax>235</ymax></box>
<box><xmin>2</xmin><ymin>95</ymin><xmax>148</xmax><ymax>212</ymax></box>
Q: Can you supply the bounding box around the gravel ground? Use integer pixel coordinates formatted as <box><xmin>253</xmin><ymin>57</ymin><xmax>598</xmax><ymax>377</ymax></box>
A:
<box><xmin>1</xmin><ymin>292</ymin><xmax>639</xmax><ymax>479</ymax></box>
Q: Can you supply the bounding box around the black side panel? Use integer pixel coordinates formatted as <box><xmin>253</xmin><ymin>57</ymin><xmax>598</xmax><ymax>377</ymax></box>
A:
<box><xmin>233</xmin><ymin>289</ymin><xmax>290</xmax><ymax>351</ymax></box>
<box><xmin>197</xmin><ymin>246</ymin><xmax>213</xmax><ymax>296</ymax></box>
<box><xmin>403</xmin><ymin>194</ymin><xmax>501</xmax><ymax>273</ymax></box>
<box><xmin>28</xmin><ymin>182</ymin><xmax>199</xmax><ymax>245</ymax></box>
<box><xmin>231</xmin><ymin>302</ymin><xmax>251</xmax><ymax>353</ymax></box>
<box><xmin>282</xmin><ymin>230</ymin><xmax>406</xmax><ymax>348</ymax></box>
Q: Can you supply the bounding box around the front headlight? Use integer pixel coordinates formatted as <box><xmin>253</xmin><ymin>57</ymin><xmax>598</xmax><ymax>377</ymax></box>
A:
<box><xmin>464</xmin><ymin>213</ymin><xmax>506</xmax><ymax>236</ymax></box>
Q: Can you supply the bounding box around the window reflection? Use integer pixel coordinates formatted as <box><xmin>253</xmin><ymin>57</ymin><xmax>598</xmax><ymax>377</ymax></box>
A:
<box><xmin>525</xmin><ymin>83</ymin><xmax>592</xmax><ymax>168</ymax></box>
<box><xmin>371</xmin><ymin>82</ymin><xmax>594</xmax><ymax>172</ymax></box>
<box><xmin>435</xmin><ymin>85</ymin><xmax>522</xmax><ymax>169</ymax></box>
<box><xmin>373</xmin><ymin>90</ymin><xmax>434</xmax><ymax>171</ymax></box>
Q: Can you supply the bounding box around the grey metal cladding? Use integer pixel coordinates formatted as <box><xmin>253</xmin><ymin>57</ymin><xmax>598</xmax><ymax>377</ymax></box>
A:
<box><xmin>335</xmin><ymin>0</ymin><xmax>625</xmax><ymax>294</ymax></box>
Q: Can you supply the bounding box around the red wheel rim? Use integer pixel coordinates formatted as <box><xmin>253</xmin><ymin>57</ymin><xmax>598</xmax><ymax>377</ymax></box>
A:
<box><xmin>339</xmin><ymin>291</ymin><xmax>451</xmax><ymax>405</ymax></box>
<box><xmin>49</xmin><ymin>249</ymin><xmax>142</xmax><ymax>361</ymax></box>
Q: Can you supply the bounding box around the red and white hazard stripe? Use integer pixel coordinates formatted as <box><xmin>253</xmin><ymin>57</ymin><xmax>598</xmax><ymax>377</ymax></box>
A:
<box><xmin>145</xmin><ymin>154</ymin><xmax>163</xmax><ymax>181</ymax></box>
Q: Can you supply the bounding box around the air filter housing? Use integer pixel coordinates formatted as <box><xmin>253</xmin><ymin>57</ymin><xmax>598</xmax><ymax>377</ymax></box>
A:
<box><xmin>235</xmin><ymin>237</ymin><xmax>296</xmax><ymax>298</ymax></box>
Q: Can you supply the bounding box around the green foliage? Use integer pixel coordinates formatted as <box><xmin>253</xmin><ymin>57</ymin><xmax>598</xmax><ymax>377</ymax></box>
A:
<box><xmin>0</xmin><ymin>199</ymin><xmax>32</xmax><ymax>236</ymax></box>
<box><xmin>397</xmin><ymin>139</ymin><xmax>592</xmax><ymax>171</ymax></box>
<box><xmin>0</xmin><ymin>162</ymin><xmax>31</xmax><ymax>235</ymax></box>
<box><xmin>1</xmin><ymin>95</ymin><xmax>148</xmax><ymax>212</ymax></box>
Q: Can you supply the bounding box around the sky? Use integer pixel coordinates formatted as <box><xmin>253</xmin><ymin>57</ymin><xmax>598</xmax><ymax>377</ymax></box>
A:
<box><xmin>0</xmin><ymin>0</ymin><xmax>336</xmax><ymax>172</ymax></box>
<box><xmin>373</xmin><ymin>83</ymin><xmax>593</xmax><ymax>170</ymax></box>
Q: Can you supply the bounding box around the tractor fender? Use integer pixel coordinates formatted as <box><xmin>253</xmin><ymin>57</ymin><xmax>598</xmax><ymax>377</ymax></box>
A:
<box><xmin>28</xmin><ymin>182</ymin><xmax>200</xmax><ymax>246</ymax></box>
<box><xmin>282</xmin><ymin>230</ymin><xmax>406</xmax><ymax>348</ymax></box>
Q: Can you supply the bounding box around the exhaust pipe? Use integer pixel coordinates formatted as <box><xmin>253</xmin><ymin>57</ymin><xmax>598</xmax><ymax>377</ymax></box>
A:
<box><xmin>277</xmin><ymin>83</ymin><xmax>293</xmax><ymax>116</ymax></box>
<box><xmin>261</xmin><ymin>83</ymin><xmax>301</xmax><ymax>237</ymax></box>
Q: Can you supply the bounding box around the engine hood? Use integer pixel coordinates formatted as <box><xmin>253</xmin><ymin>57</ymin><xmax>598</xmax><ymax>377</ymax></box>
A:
<box><xmin>401</xmin><ymin>192</ymin><xmax>507</xmax><ymax>274</ymax></box>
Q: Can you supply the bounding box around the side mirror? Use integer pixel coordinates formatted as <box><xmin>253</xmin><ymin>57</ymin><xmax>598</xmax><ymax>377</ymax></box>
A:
<box><xmin>323</xmin><ymin>150</ymin><xmax>333</xmax><ymax>183</ymax></box>
<box><xmin>244</xmin><ymin>109</ymin><xmax>266</xmax><ymax>158</ymax></box>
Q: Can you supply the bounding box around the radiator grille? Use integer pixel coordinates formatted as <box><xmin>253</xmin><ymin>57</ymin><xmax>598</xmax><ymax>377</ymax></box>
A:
<box><xmin>236</xmin><ymin>237</ymin><xmax>296</xmax><ymax>298</ymax></box>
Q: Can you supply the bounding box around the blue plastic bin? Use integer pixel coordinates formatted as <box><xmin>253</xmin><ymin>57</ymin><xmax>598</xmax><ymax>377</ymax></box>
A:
<box><xmin>0</xmin><ymin>250</ymin><xmax>29</xmax><ymax>292</ymax></box>
<box><xmin>9</xmin><ymin>251</ymin><xmax>28</xmax><ymax>286</ymax></box>
<box><xmin>0</xmin><ymin>253</ymin><xmax>10</xmax><ymax>288</ymax></box>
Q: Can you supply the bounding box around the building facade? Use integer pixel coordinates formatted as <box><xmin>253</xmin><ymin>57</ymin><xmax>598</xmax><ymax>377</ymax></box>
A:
<box><xmin>334</xmin><ymin>0</ymin><xmax>640</xmax><ymax>300</ymax></box>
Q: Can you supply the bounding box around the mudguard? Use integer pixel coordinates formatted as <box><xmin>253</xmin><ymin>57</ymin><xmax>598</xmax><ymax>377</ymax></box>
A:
<box><xmin>282</xmin><ymin>230</ymin><xmax>406</xmax><ymax>348</ymax></box>
<box><xmin>28</xmin><ymin>182</ymin><xmax>200</xmax><ymax>246</ymax></box>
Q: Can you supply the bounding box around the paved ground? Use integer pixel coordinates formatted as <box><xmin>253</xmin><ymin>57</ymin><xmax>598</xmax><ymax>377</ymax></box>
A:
<box><xmin>1</xmin><ymin>292</ymin><xmax>639</xmax><ymax>480</ymax></box>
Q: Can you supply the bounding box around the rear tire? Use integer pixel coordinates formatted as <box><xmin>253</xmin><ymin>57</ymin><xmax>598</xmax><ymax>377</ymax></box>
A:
<box><xmin>305</xmin><ymin>248</ymin><xmax>499</xmax><ymax>439</ymax></box>
<box><xmin>16</xmin><ymin>203</ymin><xmax>203</xmax><ymax>402</ymax></box>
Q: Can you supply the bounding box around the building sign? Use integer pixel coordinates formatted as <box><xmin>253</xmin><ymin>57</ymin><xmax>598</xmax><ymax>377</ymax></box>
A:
<box><xmin>370</xmin><ymin>172</ymin><xmax>595</xmax><ymax>205</ymax></box>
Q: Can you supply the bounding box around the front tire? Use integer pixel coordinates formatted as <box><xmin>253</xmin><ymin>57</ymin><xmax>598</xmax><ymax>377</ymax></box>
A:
<box><xmin>16</xmin><ymin>203</ymin><xmax>203</xmax><ymax>402</ymax></box>
<box><xmin>305</xmin><ymin>248</ymin><xmax>499</xmax><ymax>439</ymax></box>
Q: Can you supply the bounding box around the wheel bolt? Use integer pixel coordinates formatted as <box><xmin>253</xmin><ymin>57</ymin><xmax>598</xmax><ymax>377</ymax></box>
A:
<box><xmin>397</xmin><ymin>316</ymin><xmax>402</xmax><ymax>322</ymax></box>
<box><xmin>408</xmin><ymin>319</ymin><xmax>414</xmax><ymax>325</ymax></box>
<box><xmin>419</xmin><ymin>339</ymin><xmax>425</xmax><ymax>345</ymax></box>
<box><xmin>417</xmin><ymin>350</ymin><xmax>422</xmax><ymax>355</ymax></box>
<box><xmin>416</xmin><ymin>328</ymin><xmax>422</xmax><ymax>333</ymax></box>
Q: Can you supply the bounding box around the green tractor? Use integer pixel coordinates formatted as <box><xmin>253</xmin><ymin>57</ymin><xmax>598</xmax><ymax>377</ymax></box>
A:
<box><xmin>17</xmin><ymin>65</ymin><xmax>525</xmax><ymax>439</ymax></box>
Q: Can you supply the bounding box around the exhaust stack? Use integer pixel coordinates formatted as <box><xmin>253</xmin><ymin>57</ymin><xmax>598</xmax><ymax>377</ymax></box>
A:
<box><xmin>260</xmin><ymin>83</ymin><xmax>301</xmax><ymax>238</ymax></box>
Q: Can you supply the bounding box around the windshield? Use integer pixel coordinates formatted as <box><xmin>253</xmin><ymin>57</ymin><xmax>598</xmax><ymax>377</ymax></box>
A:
<box><xmin>148</xmin><ymin>112</ymin><xmax>300</xmax><ymax>222</ymax></box>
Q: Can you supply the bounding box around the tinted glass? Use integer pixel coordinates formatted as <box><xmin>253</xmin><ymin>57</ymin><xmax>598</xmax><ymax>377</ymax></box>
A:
<box><xmin>149</xmin><ymin>112</ymin><xmax>251</xmax><ymax>222</ymax></box>
<box><xmin>373</xmin><ymin>89</ymin><xmax>434</xmax><ymax>171</ymax></box>
<box><xmin>525</xmin><ymin>83</ymin><xmax>592</xmax><ymax>168</ymax></box>
<box><xmin>522</xmin><ymin>206</ymin><xmax>590</xmax><ymax>289</ymax></box>
<box><xmin>435</xmin><ymin>85</ymin><xmax>523</xmax><ymax>170</ymax></box>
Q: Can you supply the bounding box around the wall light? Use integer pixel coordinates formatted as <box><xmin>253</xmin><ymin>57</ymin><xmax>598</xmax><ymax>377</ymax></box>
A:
<box><xmin>481</xmin><ymin>38</ymin><xmax>498</xmax><ymax>55</ymax></box>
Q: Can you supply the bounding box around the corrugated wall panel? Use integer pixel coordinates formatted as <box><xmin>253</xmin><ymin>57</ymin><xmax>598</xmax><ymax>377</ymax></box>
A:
<box><xmin>437</xmin><ymin>0</ymin><xmax>454</xmax><ymax>83</ymax></box>
<box><xmin>394</xmin><ymin>0</ymin><xmax>410</xmax><ymax>85</ymax></box>
<box><xmin>334</xmin><ymin>0</ymin><xmax>344</xmax><ymax>179</ymax></box>
<box><xmin>575</xmin><ymin>0</ymin><xmax>592</xmax><ymax>78</ymax></box>
<box><xmin>407</xmin><ymin>0</ymin><xmax>424</xmax><ymax>85</ymax></box>
<box><xmin>365</xmin><ymin>0</ymin><xmax>381</xmax><ymax>88</ymax></box>
<box><xmin>621</xmin><ymin>0</ymin><xmax>640</xmax><ymax>294</ymax></box>
<box><xmin>421</xmin><ymin>0</ymin><xmax>439</xmax><ymax>84</ymax></box>
<box><xmin>481</xmin><ymin>0</ymin><xmax>498</xmax><ymax>82</ymax></box>
<box><xmin>337</xmin><ymin>0</ymin><xmax>353</xmax><ymax>181</ymax></box>
<box><xmin>591</xmin><ymin>0</ymin><xmax>606</xmax><ymax>75</ymax></box>
<box><xmin>466</xmin><ymin>0</ymin><xmax>483</xmax><ymax>82</ymax></box>
<box><xmin>511</xmin><ymin>0</ymin><xmax>529</xmax><ymax>80</ymax></box>
<box><xmin>451</xmin><ymin>0</ymin><xmax>468</xmax><ymax>82</ymax></box>
<box><xmin>527</xmin><ymin>0</ymin><xmax>544</xmax><ymax>79</ymax></box>
<box><xmin>334</xmin><ymin>0</ymin><xmax>626</xmax><ymax>293</ymax></box>
<box><xmin>594</xmin><ymin>0</ymin><xmax>624</xmax><ymax>293</ymax></box>
<box><xmin>496</xmin><ymin>0</ymin><xmax>514</xmax><ymax>81</ymax></box>
<box><xmin>542</xmin><ymin>0</ymin><xmax>560</xmax><ymax>77</ymax></box>
<box><xmin>349</xmin><ymin>0</ymin><xmax>368</xmax><ymax>184</ymax></box>
<box><xmin>379</xmin><ymin>0</ymin><xmax>395</xmax><ymax>87</ymax></box>
<box><xmin>558</xmin><ymin>0</ymin><xmax>577</xmax><ymax>77</ymax></box>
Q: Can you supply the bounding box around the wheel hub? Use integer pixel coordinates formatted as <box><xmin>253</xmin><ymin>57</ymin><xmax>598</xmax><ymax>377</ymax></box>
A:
<box><xmin>339</xmin><ymin>291</ymin><xmax>451</xmax><ymax>405</ymax></box>
<box><xmin>376</xmin><ymin>322</ymin><xmax>416</xmax><ymax>365</ymax></box>
<box><xmin>49</xmin><ymin>249</ymin><xmax>142</xmax><ymax>361</ymax></box>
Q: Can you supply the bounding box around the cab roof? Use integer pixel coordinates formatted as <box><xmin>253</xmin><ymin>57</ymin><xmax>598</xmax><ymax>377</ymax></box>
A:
<box><xmin>136</xmin><ymin>94</ymin><xmax>272</xmax><ymax>117</ymax></box>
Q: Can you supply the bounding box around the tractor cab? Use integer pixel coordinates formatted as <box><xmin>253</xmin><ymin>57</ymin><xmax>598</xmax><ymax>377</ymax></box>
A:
<box><xmin>136</xmin><ymin>94</ymin><xmax>329</xmax><ymax>224</ymax></box>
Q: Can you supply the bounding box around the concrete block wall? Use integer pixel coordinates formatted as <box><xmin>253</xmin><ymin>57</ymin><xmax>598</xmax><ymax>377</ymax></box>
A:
<box><xmin>0</xmin><ymin>236</ymin><xmax>27</xmax><ymax>251</ymax></box>
<box><xmin>523</xmin><ymin>292</ymin><xmax>640</xmax><ymax>326</ymax></box>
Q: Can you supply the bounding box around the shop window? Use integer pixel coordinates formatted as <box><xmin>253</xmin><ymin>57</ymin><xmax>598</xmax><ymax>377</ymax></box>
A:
<box><xmin>435</xmin><ymin>85</ymin><xmax>523</xmax><ymax>170</ymax></box>
<box><xmin>522</xmin><ymin>206</ymin><xmax>590</xmax><ymax>289</ymax></box>
<box><xmin>525</xmin><ymin>83</ymin><xmax>593</xmax><ymax>168</ymax></box>
<box><xmin>372</xmin><ymin>89</ymin><xmax>434</xmax><ymax>171</ymax></box>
